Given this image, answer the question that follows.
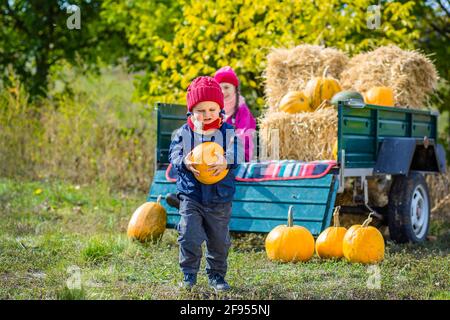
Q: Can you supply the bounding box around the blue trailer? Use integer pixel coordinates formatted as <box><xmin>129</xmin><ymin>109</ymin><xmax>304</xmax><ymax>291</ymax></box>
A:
<box><xmin>148</xmin><ymin>101</ymin><xmax>446</xmax><ymax>243</ymax></box>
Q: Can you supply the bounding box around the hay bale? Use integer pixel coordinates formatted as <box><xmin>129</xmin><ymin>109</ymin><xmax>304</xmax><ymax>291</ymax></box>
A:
<box><xmin>264</xmin><ymin>45</ymin><xmax>349</xmax><ymax>111</ymax></box>
<box><xmin>258</xmin><ymin>105</ymin><xmax>337</xmax><ymax>161</ymax></box>
<box><xmin>368</xmin><ymin>177</ymin><xmax>391</xmax><ymax>207</ymax></box>
<box><xmin>426</xmin><ymin>169</ymin><xmax>450</xmax><ymax>214</ymax></box>
<box><xmin>340</xmin><ymin>45</ymin><xmax>438</xmax><ymax>108</ymax></box>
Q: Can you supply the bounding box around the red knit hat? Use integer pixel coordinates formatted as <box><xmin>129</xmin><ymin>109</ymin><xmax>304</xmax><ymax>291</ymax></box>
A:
<box><xmin>214</xmin><ymin>66</ymin><xmax>239</xmax><ymax>88</ymax></box>
<box><xmin>186</xmin><ymin>76</ymin><xmax>224</xmax><ymax>112</ymax></box>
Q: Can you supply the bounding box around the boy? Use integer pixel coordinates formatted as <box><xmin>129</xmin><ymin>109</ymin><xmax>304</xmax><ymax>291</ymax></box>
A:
<box><xmin>168</xmin><ymin>76</ymin><xmax>243</xmax><ymax>291</ymax></box>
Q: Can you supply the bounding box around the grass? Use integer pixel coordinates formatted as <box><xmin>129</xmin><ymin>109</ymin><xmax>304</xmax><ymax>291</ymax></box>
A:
<box><xmin>0</xmin><ymin>178</ymin><xmax>449</xmax><ymax>300</ymax></box>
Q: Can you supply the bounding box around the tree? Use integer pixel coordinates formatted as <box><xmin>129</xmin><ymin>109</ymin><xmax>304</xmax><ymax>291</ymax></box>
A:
<box><xmin>410</xmin><ymin>0</ymin><xmax>450</xmax><ymax>157</ymax></box>
<box><xmin>115</xmin><ymin>0</ymin><xmax>419</xmax><ymax>114</ymax></box>
<box><xmin>100</xmin><ymin>0</ymin><xmax>183</xmax><ymax>101</ymax></box>
<box><xmin>0</xmin><ymin>0</ymin><xmax>129</xmax><ymax>98</ymax></box>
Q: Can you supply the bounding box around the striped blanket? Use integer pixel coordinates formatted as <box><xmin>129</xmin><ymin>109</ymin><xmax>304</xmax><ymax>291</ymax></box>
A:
<box><xmin>165</xmin><ymin>160</ymin><xmax>337</xmax><ymax>182</ymax></box>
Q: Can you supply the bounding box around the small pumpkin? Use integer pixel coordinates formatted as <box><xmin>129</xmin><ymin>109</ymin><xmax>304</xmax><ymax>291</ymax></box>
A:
<box><xmin>127</xmin><ymin>195</ymin><xmax>167</xmax><ymax>242</ymax></box>
<box><xmin>364</xmin><ymin>86</ymin><xmax>395</xmax><ymax>107</ymax></box>
<box><xmin>342</xmin><ymin>213</ymin><xmax>385</xmax><ymax>264</ymax></box>
<box><xmin>189</xmin><ymin>142</ymin><xmax>229</xmax><ymax>185</ymax></box>
<box><xmin>279</xmin><ymin>91</ymin><xmax>312</xmax><ymax>113</ymax></box>
<box><xmin>304</xmin><ymin>66</ymin><xmax>342</xmax><ymax>110</ymax></box>
<box><xmin>331</xmin><ymin>91</ymin><xmax>365</xmax><ymax>106</ymax></box>
<box><xmin>316</xmin><ymin>206</ymin><xmax>347</xmax><ymax>259</ymax></box>
<box><xmin>265</xmin><ymin>206</ymin><xmax>315</xmax><ymax>262</ymax></box>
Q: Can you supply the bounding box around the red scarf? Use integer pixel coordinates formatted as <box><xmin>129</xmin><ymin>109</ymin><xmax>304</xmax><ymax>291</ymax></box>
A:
<box><xmin>187</xmin><ymin>115</ymin><xmax>223</xmax><ymax>131</ymax></box>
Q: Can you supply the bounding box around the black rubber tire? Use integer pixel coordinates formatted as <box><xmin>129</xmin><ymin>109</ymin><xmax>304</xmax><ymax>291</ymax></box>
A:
<box><xmin>387</xmin><ymin>172</ymin><xmax>430</xmax><ymax>243</ymax></box>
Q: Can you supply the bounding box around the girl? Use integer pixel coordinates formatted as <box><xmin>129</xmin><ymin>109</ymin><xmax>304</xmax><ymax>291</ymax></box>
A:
<box><xmin>214</xmin><ymin>66</ymin><xmax>257</xmax><ymax>162</ymax></box>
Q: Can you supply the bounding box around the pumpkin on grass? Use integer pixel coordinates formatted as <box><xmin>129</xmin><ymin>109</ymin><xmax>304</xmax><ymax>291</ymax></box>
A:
<box><xmin>279</xmin><ymin>91</ymin><xmax>312</xmax><ymax>113</ymax></box>
<box><xmin>304</xmin><ymin>66</ymin><xmax>342</xmax><ymax>110</ymax></box>
<box><xmin>127</xmin><ymin>195</ymin><xmax>167</xmax><ymax>242</ymax></box>
<box><xmin>316</xmin><ymin>206</ymin><xmax>347</xmax><ymax>259</ymax></box>
<box><xmin>342</xmin><ymin>213</ymin><xmax>385</xmax><ymax>264</ymax></box>
<box><xmin>265</xmin><ymin>206</ymin><xmax>315</xmax><ymax>262</ymax></box>
<box><xmin>188</xmin><ymin>142</ymin><xmax>229</xmax><ymax>184</ymax></box>
<box><xmin>364</xmin><ymin>86</ymin><xmax>395</xmax><ymax>107</ymax></box>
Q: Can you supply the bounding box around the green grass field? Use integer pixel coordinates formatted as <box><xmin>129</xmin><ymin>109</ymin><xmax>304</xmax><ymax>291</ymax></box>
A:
<box><xmin>0</xmin><ymin>178</ymin><xmax>448</xmax><ymax>300</ymax></box>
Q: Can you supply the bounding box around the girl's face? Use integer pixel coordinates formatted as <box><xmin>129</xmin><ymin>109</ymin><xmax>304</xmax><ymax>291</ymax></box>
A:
<box><xmin>191</xmin><ymin>101</ymin><xmax>220</xmax><ymax>124</ymax></box>
<box><xmin>219</xmin><ymin>82</ymin><xmax>236</xmax><ymax>101</ymax></box>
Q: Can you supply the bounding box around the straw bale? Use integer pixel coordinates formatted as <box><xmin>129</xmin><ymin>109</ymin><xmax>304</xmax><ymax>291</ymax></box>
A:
<box><xmin>258</xmin><ymin>105</ymin><xmax>337</xmax><ymax>161</ymax></box>
<box><xmin>340</xmin><ymin>45</ymin><xmax>438</xmax><ymax>108</ymax></box>
<box><xmin>264</xmin><ymin>45</ymin><xmax>349</xmax><ymax>111</ymax></box>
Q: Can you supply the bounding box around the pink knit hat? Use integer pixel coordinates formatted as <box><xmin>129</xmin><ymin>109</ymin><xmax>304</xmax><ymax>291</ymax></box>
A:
<box><xmin>186</xmin><ymin>76</ymin><xmax>224</xmax><ymax>112</ymax></box>
<box><xmin>214</xmin><ymin>66</ymin><xmax>239</xmax><ymax>88</ymax></box>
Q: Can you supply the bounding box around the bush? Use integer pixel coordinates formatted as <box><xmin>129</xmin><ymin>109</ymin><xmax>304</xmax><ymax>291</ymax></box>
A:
<box><xmin>0</xmin><ymin>66</ymin><xmax>155</xmax><ymax>192</ymax></box>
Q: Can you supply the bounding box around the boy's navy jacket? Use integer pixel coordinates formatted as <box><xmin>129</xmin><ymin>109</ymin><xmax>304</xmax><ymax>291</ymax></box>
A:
<box><xmin>168</xmin><ymin>122</ymin><xmax>244</xmax><ymax>206</ymax></box>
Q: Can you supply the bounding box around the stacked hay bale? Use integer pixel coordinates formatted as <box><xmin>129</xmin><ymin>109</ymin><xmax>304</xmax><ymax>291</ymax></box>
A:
<box><xmin>264</xmin><ymin>44</ymin><xmax>349</xmax><ymax>111</ymax></box>
<box><xmin>260</xmin><ymin>44</ymin><xmax>441</xmax><ymax>209</ymax></box>
<box><xmin>259</xmin><ymin>107</ymin><xmax>338</xmax><ymax>161</ymax></box>
<box><xmin>261</xmin><ymin>44</ymin><xmax>348</xmax><ymax>161</ymax></box>
<box><xmin>340</xmin><ymin>45</ymin><xmax>438</xmax><ymax>108</ymax></box>
<box><xmin>260</xmin><ymin>44</ymin><xmax>440</xmax><ymax>161</ymax></box>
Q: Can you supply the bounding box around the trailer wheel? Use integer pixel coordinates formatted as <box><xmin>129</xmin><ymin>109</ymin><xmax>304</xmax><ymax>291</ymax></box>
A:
<box><xmin>387</xmin><ymin>172</ymin><xmax>430</xmax><ymax>243</ymax></box>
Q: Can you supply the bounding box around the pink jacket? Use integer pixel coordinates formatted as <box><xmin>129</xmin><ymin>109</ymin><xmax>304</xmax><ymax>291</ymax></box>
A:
<box><xmin>224</xmin><ymin>98</ymin><xmax>256</xmax><ymax>162</ymax></box>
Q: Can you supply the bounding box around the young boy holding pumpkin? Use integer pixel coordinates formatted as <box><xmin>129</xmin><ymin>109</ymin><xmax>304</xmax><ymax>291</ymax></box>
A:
<box><xmin>168</xmin><ymin>76</ymin><xmax>243</xmax><ymax>291</ymax></box>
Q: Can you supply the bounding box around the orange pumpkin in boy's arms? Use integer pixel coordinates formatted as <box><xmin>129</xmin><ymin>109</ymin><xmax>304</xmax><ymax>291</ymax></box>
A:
<box><xmin>188</xmin><ymin>142</ymin><xmax>229</xmax><ymax>184</ymax></box>
<box><xmin>127</xmin><ymin>195</ymin><xmax>167</xmax><ymax>242</ymax></box>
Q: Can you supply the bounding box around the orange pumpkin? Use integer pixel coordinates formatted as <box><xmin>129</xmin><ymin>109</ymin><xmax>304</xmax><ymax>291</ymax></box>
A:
<box><xmin>316</xmin><ymin>206</ymin><xmax>347</xmax><ymax>259</ymax></box>
<box><xmin>279</xmin><ymin>91</ymin><xmax>312</xmax><ymax>113</ymax></box>
<box><xmin>304</xmin><ymin>66</ymin><xmax>342</xmax><ymax>110</ymax></box>
<box><xmin>265</xmin><ymin>206</ymin><xmax>315</xmax><ymax>262</ymax></box>
<box><xmin>364</xmin><ymin>86</ymin><xmax>395</xmax><ymax>107</ymax></box>
<box><xmin>127</xmin><ymin>195</ymin><xmax>167</xmax><ymax>242</ymax></box>
<box><xmin>189</xmin><ymin>142</ymin><xmax>229</xmax><ymax>184</ymax></box>
<box><xmin>342</xmin><ymin>213</ymin><xmax>385</xmax><ymax>264</ymax></box>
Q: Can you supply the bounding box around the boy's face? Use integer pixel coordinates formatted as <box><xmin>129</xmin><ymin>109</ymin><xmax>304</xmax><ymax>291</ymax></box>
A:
<box><xmin>219</xmin><ymin>82</ymin><xmax>236</xmax><ymax>101</ymax></box>
<box><xmin>192</xmin><ymin>101</ymin><xmax>221</xmax><ymax>124</ymax></box>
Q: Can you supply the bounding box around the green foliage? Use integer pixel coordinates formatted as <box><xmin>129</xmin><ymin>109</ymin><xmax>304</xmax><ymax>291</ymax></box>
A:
<box><xmin>411</xmin><ymin>1</ymin><xmax>450</xmax><ymax>80</ymax></box>
<box><xmin>0</xmin><ymin>70</ymin><xmax>42</xmax><ymax>177</ymax></box>
<box><xmin>431</xmin><ymin>79</ymin><xmax>450</xmax><ymax>159</ymax></box>
<box><xmin>0</xmin><ymin>0</ymin><xmax>128</xmax><ymax>98</ymax></box>
<box><xmin>100</xmin><ymin>0</ymin><xmax>183</xmax><ymax>101</ymax></box>
<box><xmin>115</xmin><ymin>0</ymin><xmax>419</xmax><ymax>114</ymax></box>
<box><xmin>56</xmin><ymin>286</ymin><xmax>87</xmax><ymax>300</ymax></box>
<box><xmin>82</xmin><ymin>237</ymin><xmax>115</xmax><ymax>263</ymax></box>
<box><xmin>410</xmin><ymin>1</ymin><xmax>450</xmax><ymax>159</ymax></box>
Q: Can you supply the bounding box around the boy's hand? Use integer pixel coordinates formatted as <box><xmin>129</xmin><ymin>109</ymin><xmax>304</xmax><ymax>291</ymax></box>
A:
<box><xmin>208</xmin><ymin>151</ymin><xmax>228</xmax><ymax>176</ymax></box>
<box><xmin>184</xmin><ymin>151</ymin><xmax>200</xmax><ymax>177</ymax></box>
